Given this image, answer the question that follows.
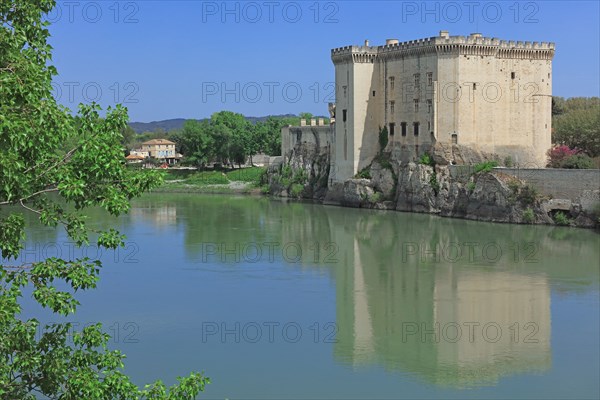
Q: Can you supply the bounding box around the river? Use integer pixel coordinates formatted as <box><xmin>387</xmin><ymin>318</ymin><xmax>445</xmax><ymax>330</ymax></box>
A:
<box><xmin>16</xmin><ymin>193</ymin><xmax>600</xmax><ymax>399</ymax></box>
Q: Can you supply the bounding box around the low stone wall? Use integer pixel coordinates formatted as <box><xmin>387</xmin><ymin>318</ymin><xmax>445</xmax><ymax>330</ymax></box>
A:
<box><xmin>492</xmin><ymin>168</ymin><xmax>600</xmax><ymax>200</ymax></box>
<box><xmin>449</xmin><ymin>167</ymin><xmax>600</xmax><ymax>200</ymax></box>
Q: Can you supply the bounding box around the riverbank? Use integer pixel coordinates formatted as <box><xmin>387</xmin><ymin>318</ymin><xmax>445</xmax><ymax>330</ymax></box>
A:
<box><xmin>265</xmin><ymin>143</ymin><xmax>600</xmax><ymax>229</ymax></box>
<box><xmin>148</xmin><ymin>159</ymin><xmax>600</xmax><ymax>229</ymax></box>
<box><xmin>151</xmin><ymin>167</ymin><xmax>267</xmax><ymax>195</ymax></box>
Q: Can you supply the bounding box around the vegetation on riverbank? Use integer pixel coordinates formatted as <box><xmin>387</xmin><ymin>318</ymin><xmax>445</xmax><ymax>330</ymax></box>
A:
<box><xmin>152</xmin><ymin>167</ymin><xmax>267</xmax><ymax>194</ymax></box>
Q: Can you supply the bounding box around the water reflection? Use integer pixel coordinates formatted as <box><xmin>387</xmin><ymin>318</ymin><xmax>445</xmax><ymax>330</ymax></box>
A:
<box><xmin>122</xmin><ymin>194</ymin><xmax>598</xmax><ymax>389</ymax></box>
<box><xmin>13</xmin><ymin>194</ymin><xmax>598</xmax><ymax>392</ymax></box>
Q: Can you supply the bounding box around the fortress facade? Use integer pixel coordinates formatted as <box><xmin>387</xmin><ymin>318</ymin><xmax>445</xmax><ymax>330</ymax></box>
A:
<box><xmin>329</xmin><ymin>31</ymin><xmax>555</xmax><ymax>183</ymax></box>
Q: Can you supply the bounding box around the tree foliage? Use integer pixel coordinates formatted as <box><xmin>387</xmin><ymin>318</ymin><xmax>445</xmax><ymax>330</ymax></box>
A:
<box><xmin>1</xmin><ymin>1</ymin><xmax>208</xmax><ymax>398</ymax></box>
<box><xmin>552</xmin><ymin>97</ymin><xmax>600</xmax><ymax>157</ymax></box>
<box><xmin>171</xmin><ymin>113</ymin><xmax>303</xmax><ymax>167</ymax></box>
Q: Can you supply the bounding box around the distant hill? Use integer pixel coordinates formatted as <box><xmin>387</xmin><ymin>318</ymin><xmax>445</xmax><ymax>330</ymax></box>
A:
<box><xmin>128</xmin><ymin>114</ymin><xmax>300</xmax><ymax>134</ymax></box>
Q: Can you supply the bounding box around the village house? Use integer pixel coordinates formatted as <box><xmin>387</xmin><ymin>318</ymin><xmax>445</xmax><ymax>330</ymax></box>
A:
<box><xmin>129</xmin><ymin>139</ymin><xmax>182</xmax><ymax>165</ymax></box>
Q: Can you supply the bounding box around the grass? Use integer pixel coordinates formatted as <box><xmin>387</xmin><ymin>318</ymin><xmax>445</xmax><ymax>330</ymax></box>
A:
<box><xmin>473</xmin><ymin>160</ymin><xmax>498</xmax><ymax>174</ymax></box>
<box><xmin>156</xmin><ymin>167</ymin><xmax>267</xmax><ymax>193</ymax></box>
<box><xmin>226</xmin><ymin>167</ymin><xmax>266</xmax><ymax>182</ymax></box>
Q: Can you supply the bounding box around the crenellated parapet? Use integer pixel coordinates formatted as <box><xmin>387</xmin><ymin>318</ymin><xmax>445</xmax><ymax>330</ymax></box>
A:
<box><xmin>331</xmin><ymin>45</ymin><xmax>378</xmax><ymax>64</ymax></box>
<box><xmin>331</xmin><ymin>32</ymin><xmax>555</xmax><ymax>64</ymax></box>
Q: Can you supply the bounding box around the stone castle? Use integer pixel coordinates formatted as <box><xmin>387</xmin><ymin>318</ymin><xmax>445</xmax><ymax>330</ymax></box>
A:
<box><xmin>282</xmin><ymin>31</ymin><xmax>555</xmax><ymax>185</ymax></box>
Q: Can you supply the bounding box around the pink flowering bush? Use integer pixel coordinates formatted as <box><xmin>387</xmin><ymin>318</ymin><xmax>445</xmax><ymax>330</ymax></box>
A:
<box><xmin>546</xmin><ymin>145</ymin><xmax>579</xmax><ymax>168</ymax></box>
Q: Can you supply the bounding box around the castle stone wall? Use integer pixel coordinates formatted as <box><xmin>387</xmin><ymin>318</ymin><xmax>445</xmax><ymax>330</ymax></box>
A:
<box><xmin>281</xmin><ymin>125</ymin><xmax>334</xmax><ymax>157</ymax></box>
<box><xmin>331</xmin><ymin>31</ymin><xmax>555</xmax><ymax>183</ymax></box>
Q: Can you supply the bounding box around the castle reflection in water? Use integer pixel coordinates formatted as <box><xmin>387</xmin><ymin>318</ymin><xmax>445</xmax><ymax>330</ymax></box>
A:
<box><xmin>128</xmin><ymin>195</ymin><xmax>598</xmax><ymax>388</ymax></box>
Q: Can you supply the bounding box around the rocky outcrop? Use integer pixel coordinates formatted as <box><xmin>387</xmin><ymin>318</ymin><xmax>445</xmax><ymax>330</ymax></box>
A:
<box><xmin>269</xmin><ymin>145</ymin><xmax>599</xmax><ymax>229</ymax></box>
<box><xmin>267</xmin><ymin>142</ymin><xmax>330</xmax><ymax>200</ymax></box>
<box><xmin>431</xmin><ymin>142</ymin><xmax>502</xmax><ymax>166</ymax></box>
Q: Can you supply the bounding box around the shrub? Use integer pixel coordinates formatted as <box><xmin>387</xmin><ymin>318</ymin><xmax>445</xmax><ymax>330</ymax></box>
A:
<box><xmin>281</xmin><ymin>164</ymin><xmax>293</xmax><ymax>179</ymax></box>
<box><xmin>562</xmin><ymin>154</ymin><xmax>595</xmax><ymax>169</ymax></box>
<box><xmin>508</xmin><ymin>179</ymin><xmax>521</xmax><ymax>194</ymax></box>
<box><xmin>593</xmin><ymin>203</ymin><xmax>600</xmax><ymax>223</ymax></box>
<box><xmin>518</xmin><ymin>184</ymin><xmax>538</xmax><ymax>206</ymax></box>
<box><xmin>473</xmin><ymin>160</ymin><xmax>498</xmax><ymax>174</ymax></box>
<box><xmin>379</xmin><ymin>126</ymin><xmax>389</xmax><ymax>152</ymax></box>
<box><xmin>554</xmin><ymin>211</ymin><xmax>571</xmax><ymax>226</ymax></box>
<box><xmin>292</xmin><ymin>168</ymin><xmax>309</xmax><ymax>184</ymax></box>
<box><xmin>290</xmin><ymin>183</ymin><xmax>304</xmax><ymax>197</ymax></box>
<box><xmin>546</xmin><ymin>145</ymin><xmax>579</xmax><ymax>168</ymax></box>
<box><xmin>355</xmin><ymin>167</ymin><xmax>372</xmax><ymax>179</ymax></box>
<box><xmin>522</xmin><ymin>208</ymin><xmax>535</xmax><ymax>224</ymax></box>
<box><xmin>467</xmin><ymin>181</ymin><xmax>476</xmax><ymax>192</ymax></box>
<box><xmin>368</xmin><ymin>192</ymin><xmax>382</xmax><ymax>203</ymax></box>
<box><xmin>419</xmin><ymin>153</ymin><xmax>434</xmax><ymax>166</ymax></box>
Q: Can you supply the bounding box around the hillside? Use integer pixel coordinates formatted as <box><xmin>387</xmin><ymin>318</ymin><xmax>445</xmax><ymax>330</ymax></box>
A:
<box><xmin>128</xmin><ymin>114</ymin><xmax>301</xmax><ymax>133</ymax></box>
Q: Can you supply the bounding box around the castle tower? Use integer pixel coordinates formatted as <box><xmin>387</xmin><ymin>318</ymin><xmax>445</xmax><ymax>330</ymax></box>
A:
<box><xmin>330</xmin><ymin>31</ymin><xmax>555</xmax><ymax>183</ymax></box>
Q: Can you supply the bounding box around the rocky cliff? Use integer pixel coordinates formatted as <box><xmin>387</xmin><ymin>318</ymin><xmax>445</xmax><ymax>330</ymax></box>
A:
<box><xmin>267</xmin><ymin>144</ymin><xmax>600</xmax><ymax>229</ymax></box>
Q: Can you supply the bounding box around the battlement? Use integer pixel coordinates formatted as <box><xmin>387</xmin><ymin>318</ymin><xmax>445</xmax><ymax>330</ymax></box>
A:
<box><xmin>331</xmin><ymin>31</ymin><xmax>555</xmax><ymax>63</ymax></box>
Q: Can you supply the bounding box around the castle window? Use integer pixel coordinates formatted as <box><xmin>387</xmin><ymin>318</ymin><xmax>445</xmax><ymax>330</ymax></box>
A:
<box><xmin>414</xmin><ymin>73</ymin><xmax>420</xmax><ymax>88</ymax></box>
<box><xmin>473</xmin><ymin>83</ymin><xmax>477</xmax><ymax>90</ymax></box>
<box><xmin>343</xmin><ymin>85</ymin><xmax>347</xmax><ymax>98</ymax></box>
<box><xmin>451</xmin><ymin>134</ymin><xmax>458</xmax><ymax>144</ymax></box>
<box><xmin>390</xmin><ymin>101</ymin><xmax>395</xmax><ymax>114</ymax></box>
<box><xmin>401</xmin><ymin>122</ymin><xmax>407</xmax><ymax>137</ymax></box>
<box><xmin>511</xmin><ymin>72</ymin><xmax>516</xmax><ymax>79</ymax></box>
<box><xmin>389</xmin><ymin>123</ymin><xmax>395</xmax><ymax>136</ymax></box>
<box><xmin>413</xmin><ymin>122</ymin><xmax>419</xmax><ymax>136</ymax></box>
<box><xmin>414</xmin><ymin>99</ymin><xmax>419</xmax><ymax>113</ymax></box>
<box><xmin>389</xmin><ymin>76</ymin><xmax>395</xmax><ymax>90</ymax></box>
<box><xmin>427</xmin><ymin>72</ymin><xmax>433</xmax><ymax>86</ymax></box>
<box><xmin>427</xmin><ymin>99</ymin><xmax>432</xmax><ymax>113</ymax></box>
<box><xmin>428</xmin><ymin>121</ymin><xmax>431</xmax><ymax>130</ymax></box>
<box><xmin>548</xmin><ymin>73</ymin><xmax>550</xmax><ymax>79</ymax></box>
<box><xmin>342</xmin><ymin>109</ymin><xmax>347</xmax><ymax>122</ymax></box>
<box><xmin>372</xmin><ymin>90</ymin><xmax>376</xmax><ymax>97</ymax></box>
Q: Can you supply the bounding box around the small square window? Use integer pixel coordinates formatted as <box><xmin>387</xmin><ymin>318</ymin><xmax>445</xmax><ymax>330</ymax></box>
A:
<box><xmin>511</xmin><ymin>72</ymin><xmax>516</xmax><ymax>79</ymax></box>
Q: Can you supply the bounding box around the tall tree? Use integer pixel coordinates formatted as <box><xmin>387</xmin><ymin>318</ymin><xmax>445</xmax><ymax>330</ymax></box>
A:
<box><xmin>0</xmin><ymin>1</ymin><xmax>208</xmax><ymax>398</ymax></box>
<box><xmin>172</xmin><ymin>120</ymin><xmax>214</xmax><ymax>167</ymax></box>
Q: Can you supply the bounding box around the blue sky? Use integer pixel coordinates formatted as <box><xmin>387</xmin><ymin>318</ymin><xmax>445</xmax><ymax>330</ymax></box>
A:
<box><xmin>45</xmin><ymin>1</ymin><xmax>600</xmax><ymax>122</ymax></box>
